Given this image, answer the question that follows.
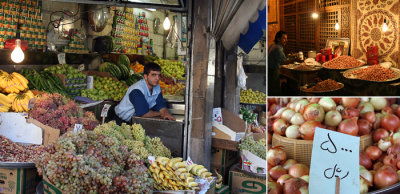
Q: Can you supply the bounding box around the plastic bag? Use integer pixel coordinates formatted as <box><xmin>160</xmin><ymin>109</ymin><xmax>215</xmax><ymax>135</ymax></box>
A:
<box><xmin>238</xmin><ymin>54</ymin><xmax>247</xmax><ymax>90</ymax></box>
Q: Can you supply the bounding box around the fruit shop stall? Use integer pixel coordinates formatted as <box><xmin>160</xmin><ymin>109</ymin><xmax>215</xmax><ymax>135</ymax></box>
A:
<box><xmin>267</xmin><ymin>97</ymin><xmax>400</xmax><ymax>194</ymax></box>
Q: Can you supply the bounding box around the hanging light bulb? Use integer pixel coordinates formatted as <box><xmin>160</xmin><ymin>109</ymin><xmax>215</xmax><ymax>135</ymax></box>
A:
<box><xmin>11</xmin><ymin>39</ymin><xmax>24</xmax><ymax>63</ymax></box>
<box><xmin>312</xmin><ymin>12</ymin><xmax>318</xmax><ymax>19</ymax></box>
<box><xmin>382</xmin><ymin>19</ymin><xmax>388</xmax><ymax>32</ymax></box>
<box><xmin>163</xmin><ymin>15</ymin><xmax>170</xmax><ymax>30</ymax></box>
<box><xmin>335</xmin><ymin>20</ymin><xmax>340</xmax><ymax>30</ymax></box>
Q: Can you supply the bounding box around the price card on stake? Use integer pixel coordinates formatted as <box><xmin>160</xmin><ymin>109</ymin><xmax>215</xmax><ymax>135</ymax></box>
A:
<box><xmin>101</xmin><ymin>104</ymin><xmax>111</xmax><ymax>118</ymax></box>
<box><xmin>309</xmin><ymin>127</ymin><xmax>360</xmax><ymax>194</ymax></box>
<box><xmin>73</xmin><ymin>124</ymin><xmax>83</xmax><ymax>134</ymax></box>
<box><xmin>78</xmin><ymin>64</ymin><xmax>85</xmax><ymax>71</ymax></box>
<box><xmin>57</xmin><ymin>53</ymin><xmax>66</xmax><ymax>64</ymax></box>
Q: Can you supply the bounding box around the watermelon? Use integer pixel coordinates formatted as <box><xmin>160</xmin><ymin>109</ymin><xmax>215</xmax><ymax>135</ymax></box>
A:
<box><xmin>117</xmin><ymin>55</ymin><xmax>130</xmax><ymax>69</ymax></box>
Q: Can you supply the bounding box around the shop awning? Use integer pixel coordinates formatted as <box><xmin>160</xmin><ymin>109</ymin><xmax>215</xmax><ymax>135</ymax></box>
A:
<box><xmin>216</xmin><ymin>0</ymin><xmax>265</xmax><ymax>52</ymax></box>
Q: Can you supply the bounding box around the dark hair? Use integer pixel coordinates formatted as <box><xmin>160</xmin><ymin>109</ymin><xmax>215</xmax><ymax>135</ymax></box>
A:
<box><xmin>144</xmin><ymin>62</ymin><xmax>162</xmax><ymax>75</ymax></box>
<box><xmin>274</xmin><ymin>31</ymin><xmax>287</xmax><ymax>43</ymax></box>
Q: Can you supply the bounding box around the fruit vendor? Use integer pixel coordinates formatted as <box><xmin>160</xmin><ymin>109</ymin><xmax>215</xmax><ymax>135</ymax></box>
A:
<box><xmin>268</xmin><ymin>31</ymin><xmax>287</xmax><ymax>96</ymax></box>
<box><xmin>114</xmin><ymin>62</ymin><xmax>175</xmax><ymax>124</ymax></box>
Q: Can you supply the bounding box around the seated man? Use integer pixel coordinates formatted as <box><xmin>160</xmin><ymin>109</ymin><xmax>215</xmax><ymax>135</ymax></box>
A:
<box><xmin>114</xmin><ymin>62</ymin><xmax>175</xmax><ymax>124</ymax></box>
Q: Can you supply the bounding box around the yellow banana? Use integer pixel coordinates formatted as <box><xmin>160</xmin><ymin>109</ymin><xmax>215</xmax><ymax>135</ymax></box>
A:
<box><xmin>185</xmin><ymin>176</ymin><xmax>195</xmax><ymax>183</ymax></box>
<box><xmin>215</xmin><ymin>169</ymin><xmax>223</xmax><ymax>183</ymax></box>
<box><xmin>191</xmin><ymin>165</ymin><xmax>204</xmax><ymax>175</ymax></box>
<box><xmin>25</xmin><ymin>90</ymin><xmax>34</xmax><ymax>99</ymax></box>
<box><xmin>0</xmin><ymin>105</ymin><xmax>9</xmax><ymax>112</ymax></box>
<box><xmin>175</xmin><ymin>168</ymin><xmax>187</xmax><ymax>176</ymax></box>
<box><xmin>156</xmin><ymin>157</ymin><xmax>170</xmax><ymax>165</ymax></box>
<box><xmin>11</xmin><ymin>72</ymin><xmax>28</xmax><ymax>89</ymax></box>
<box><xmin>200</xmin><ymin>171</ymin><xmax>212</xmax><ymax>178</ymax></box>
<box><xmin>179</xmin><ymin>172</ymin><xmax>192</xmax><ymax>180</ymax></box>
<box><xmin>167</xmin><ymin>157</ymin><xmax>183</xmax><ymax>168</ymax></box>
<box><xmin>0</xmin><ymin>93</ymin><xmax>12</xmax><ymax>104</ymax></box>
<box><xmin>196</xmin><ymin>168</ymin><xmax>208</xmax><ymax>176</ymax></box>
<box><xmin>148</xmin><ymin>166</ymin><xmax>155</xmax><ymax>173</ymax></box>
<box><xmin>12</xmin><ymin>100</ymin><xmax>19</xmax><ymax>112</ymax></box>
<box><xmin>7</xmin><ymin>93</ymin><xmax>17</xmax><ymax>101</ymax></box>
<box><xmin>216</xmin><ymin>182</ymin><xmax>222</xmax><ymax>189</ymax></box>
<box><xmin>159</xmin><ymin>164</ymin><xmax>167</xmax><ymax>171</ymax></box>
<box><xmin>173</xmin><ymin>161</ymin><xmax>186</xmax><ymax>170</ymax></box>
<box><xmin>16</xmin><ymin>99</ymin><xmax>24</xmax><ymax>112</ymax></box>
<box><xmin>188</xmin><ymin>182</ymin><xmax>198</xmax><ymax>188</ymax></box>
<box><xmin>166</xmin><ymin>165</ymin><xmax>173</xmax><ymax>171</ymax></box>
<box><xmin>159</xmin><ymin>171</ymin><xmax>165</xmax><ymax>180</ymax></box>
<box><xmin>173</xmin><ymin>185</ymin><xmax>179</xmax><ymax>190</ymax></box>
<box><xmin>186</xmin><ymin>164</ymin><xmax>197</xmax><ymax>173</ymax></box>
<box><xmin>12</xmin><ymin>77</ymin><xmax>25</xmax><ymax>91</ymax></box>
<box><xmin>0</xmin><ymin>77</ymin><xmax>7</xmax><ymax>90</ymax></box>
<box><xmin>20</xmin><ymin>98</ymin><xmax>28</xmax><ymax>112</ymax></box>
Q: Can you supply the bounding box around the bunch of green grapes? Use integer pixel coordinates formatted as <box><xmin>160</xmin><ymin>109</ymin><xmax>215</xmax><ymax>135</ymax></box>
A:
<box><xmin>144</xmin><ymin>136</ymin><xmax>172</xmax><ymax>158</ymax></box>
<box><xmin>35</xmin><ymin>130</ymin><xmax>153</xmax><ymax>193</ymax></box>
<box><xmin>132</xmin><ymin>123</ymin><xmax>146</xmax><ymax>142</ymax></box>
<box><xmin>238</xmin><ymin>136</ymin><xmax>266</xmax><ymax>159</ymax></box>
<box><xmin>93</xmin><ymin>122</ymin><xmax>172</xmax><ymax>161</ymax></box>
<box><xmin>123</xmin><ymin>140</ymin><xmax>149</xmax><ymax>159</ymax></box>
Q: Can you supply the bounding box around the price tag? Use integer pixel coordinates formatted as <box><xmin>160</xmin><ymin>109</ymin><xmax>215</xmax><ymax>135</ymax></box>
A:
<box><xmin>78</xmin><ymin>64</ymin><xmax>85</xmax><ymax>71</ymax></box>
<box><xmin>28</xmin><ymin>98</ymin><xmax>35</xmax><ymax>109</ymax></box>
<box><xmin>185</xmin><ymin>156</ymin><xmax>193</xmax><ymax>166</ymax></box>
<box><xmin>101</xmin><ymin>104</ymin><xmax>111</xmax><ymax>118</ymax></box>
<box><xmin>148</xmin><ymin>156</ymin><xmax>156</xmax><ymax>164</ymax></box>
<box><xmin>73</xmin><ymin>124</ymin><xmax>83</xmax><ymax>134</ymax></box>
<box><xmin>212</xmin><ymin>108</ymin><xmax>223</xmax><ymax>124</ymax></box>
<box><xmin>57</xmin><ymin>53</ymin><xmax>66</xmax><ymax>64</ymax></box>
<box><xmin>309</xmin><ymin>127</ymin><xmax>360</xmax><ymax>194</ymax></box>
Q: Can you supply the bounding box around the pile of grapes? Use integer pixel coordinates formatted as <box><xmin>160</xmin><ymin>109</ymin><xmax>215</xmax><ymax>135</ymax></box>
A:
<box><xmin>35</xmin><ymin>130</ymin><xmax>153</xmax><ymax>193</ymax></box>
<box><xmin>238</xmin><ymin>136</ymin><xmax>266</xmax><ymax>159</ymax></box>
<box><xmin>93</xmin><ymin>121</ymin><xmax>171</xmax><ymax>160</ymax></box>
<box><xmin>0</xmin><ymin>135</ymin><xmax>46</xmax><ymax>162</ymax></box>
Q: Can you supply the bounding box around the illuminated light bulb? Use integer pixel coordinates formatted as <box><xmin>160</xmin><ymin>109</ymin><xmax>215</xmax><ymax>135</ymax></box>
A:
<box><xmin>312</xmin><ymin>12</ymin><xmax>318</xmax><ymax>19</ymax></box>
<box><xmin>335</xmin><ymin>22</ymin><xmax>339</xmax><ymax>30</ymax></box>
<box><xmin>382</xmin><ymin>19</ymin><xmax>388</xmax><ymax>32</ymax></box>
<box><xmin>11</xmin><ymin>39</ymin><xmax>24</xmax><ymax>63</ymax></box>
<box><xmin>163</xmin><ymin>16</ymin><xmax>170</xmax><ymax>30</ymax></box>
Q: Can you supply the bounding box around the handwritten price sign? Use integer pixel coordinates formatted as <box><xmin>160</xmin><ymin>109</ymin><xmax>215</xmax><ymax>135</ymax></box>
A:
<box><xmin>309</xmin><ymin>127</ymin><xmax>360</xmax><ymax>194</ymax></box>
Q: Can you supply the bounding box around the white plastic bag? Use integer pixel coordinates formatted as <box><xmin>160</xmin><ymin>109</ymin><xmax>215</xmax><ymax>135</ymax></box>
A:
<box><xmin>238</xmin><ymin>54</ymin><xmax>247</xmax><ymax>90</ymax></box>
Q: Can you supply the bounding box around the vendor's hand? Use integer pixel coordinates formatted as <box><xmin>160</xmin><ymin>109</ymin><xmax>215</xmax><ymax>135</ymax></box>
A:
<box><xmin>161</xmin><ymin>113</ymin><xmax>176</xmax><ymax>121</ymax></box>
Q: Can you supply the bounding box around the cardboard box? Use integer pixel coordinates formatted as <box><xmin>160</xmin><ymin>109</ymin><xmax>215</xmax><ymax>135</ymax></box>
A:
<box><xmin>43</xmin><ymin>174</ymin><xmax>65</xmax><ymax>194</ymax></box>
<box><xmin>0</xmin><ymin>113</ymin><xmax>43</xmax><ymax>145</ymax></box>
<box><xmin>240</xmin><ymin>133</ymin><xmax>266</xmax><ymax>174</ymax></box>
<box><xmin>212</xmin><ymin>108</ymin><xmax>246</xmax><ymax>141</ymax></box>
<box><xmin>0</xmin><ymin>168</ymin><xmax>41</xmax><ymax>194</ymax></box>
<box><xmin>211</xmin><ymin>148</ymin><xmax>239</xmax><ymax>185</ymax></box>
<box><xmin>216</xmin><ymin>185</ymin><xmax>229</xmax><ymax>194</ymax></box>
<box><xmin>26</xmin><ymin>118</ymin><xmax>60</xmax><ymax>146</ymax></box>
<box><xmin>229</xmin><ymin>165</ymin><xmax>266</xmax><ymax>194</ymax></box>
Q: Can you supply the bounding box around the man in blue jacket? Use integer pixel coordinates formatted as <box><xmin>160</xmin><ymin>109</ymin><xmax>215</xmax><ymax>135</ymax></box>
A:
<box><xmin>115</xmin><ymin>62</ymin><xmax>175</xmax><ymax>124</ymax></box>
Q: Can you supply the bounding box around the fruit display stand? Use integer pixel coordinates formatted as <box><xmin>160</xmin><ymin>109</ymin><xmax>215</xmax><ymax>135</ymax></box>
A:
<box><xmin>228</xmin><ymin>164</ymin><xmax>266</xmax><ymax>194</ymax></box>
<box><xmin>0</xmin><ymin>162</ymin><xmax>41</xmax><ymax>194</ymax></box>
<box><xmin>131</xmin><ymin>116</ymin><xmax>185</xmax><ymax>157</ymax></box>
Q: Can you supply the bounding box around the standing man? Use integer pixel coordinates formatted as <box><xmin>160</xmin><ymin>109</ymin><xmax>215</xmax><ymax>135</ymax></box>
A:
<box><xmin>268</xmin><ymin>31</ymin><xmax>287</xmax><ymax>96</ymax></box>
<box><xmin>114</xmin><ymin>62</ymin><xmax>175</xmax><ymax>124</ymax></box>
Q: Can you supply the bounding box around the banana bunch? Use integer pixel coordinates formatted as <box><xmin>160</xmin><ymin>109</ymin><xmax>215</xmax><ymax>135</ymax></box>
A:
<box><xmin>0</xmin><ymin>71</ymin><xmax>29</xmax><ymax>94</ymax></box>
<box><xmin>0</xmin><ymin>93</ymin><xmax>12</xmax><ymax>112</ymax></box>
<box><xmin>149</xmin><ymin>157</ymin><xmax>213</xmax><ymax>191</ymax></box>
<box><xmin>186</xmin><ymin>163</ymin><xmax>213</xmax><ymax>179</ymax></box>
<box><xmin>8</xmin><ymin>90</ymin><xmax>34</xmax><ymax>112</ymax></box>
<box><xmin>214</xmin><ymin>170</ymin><xmax>223</xmax><ymax>189</ymax></box>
